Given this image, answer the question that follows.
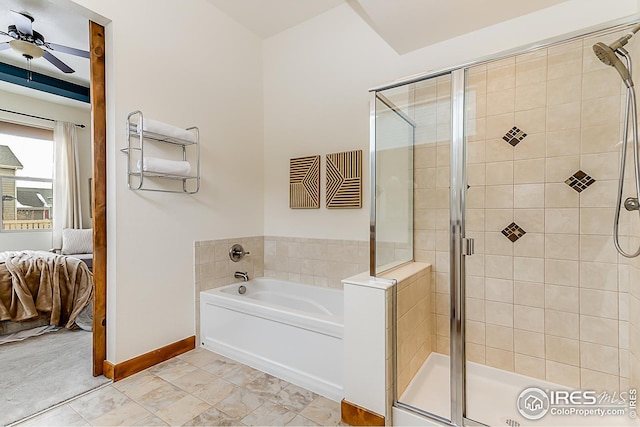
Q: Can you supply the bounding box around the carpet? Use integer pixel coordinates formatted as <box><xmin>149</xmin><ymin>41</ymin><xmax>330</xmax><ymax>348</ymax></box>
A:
<box><xmin>0</xmin><ymin>328</ymin><xmax>111</xmax><ymax>426</ymax></box>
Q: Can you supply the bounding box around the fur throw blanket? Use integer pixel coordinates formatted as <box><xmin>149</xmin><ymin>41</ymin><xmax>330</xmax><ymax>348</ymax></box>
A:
<box><xmin>0</xmin><ymin>251</ymin><xmax>93</xmax><ymax>328</ymax></box>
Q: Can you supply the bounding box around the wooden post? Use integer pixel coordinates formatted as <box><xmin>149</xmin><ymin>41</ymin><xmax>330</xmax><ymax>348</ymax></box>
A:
<box><xmin>89</xmin><ymin>20</ymin><xmax>107</xmax><ymax>377</ymax></box>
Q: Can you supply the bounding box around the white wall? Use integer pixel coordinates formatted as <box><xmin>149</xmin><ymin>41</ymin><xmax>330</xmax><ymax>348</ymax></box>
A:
<box><xmin>63</xmin><ymin>0</ymin><xmax>640</xmax><ymax>365</ymax></box>
<box><xmin>0</xmin><ymin>88</ymin><xmax>91</xmax><ymax>252</ymax></box>
<box><xmin>263</xmin><ymin>0</ymin><xmax>640</xmax><ymax>242</ymax></box>
<box><xmin>71</xmin><ymin>0</ymin><xmax>264</xmax><ymax>363</ymax></box>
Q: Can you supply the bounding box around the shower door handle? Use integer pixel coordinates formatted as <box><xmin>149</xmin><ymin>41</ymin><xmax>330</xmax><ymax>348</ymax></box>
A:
<box><xmin>462</xmin><ymin>237</ymin><xmax>474</xmax><ymax>256</ymax></box>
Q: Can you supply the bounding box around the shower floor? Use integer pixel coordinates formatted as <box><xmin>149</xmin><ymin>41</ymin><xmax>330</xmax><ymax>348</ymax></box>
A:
<box><xmin>399</xmin><ymin>353</ymin><xmax>636</xmax><ymax>426</ymax></box>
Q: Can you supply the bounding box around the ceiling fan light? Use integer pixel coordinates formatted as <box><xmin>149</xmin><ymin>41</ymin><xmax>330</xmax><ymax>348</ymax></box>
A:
<box><xmin>9</xmin><ymin>40</ymin><xmax>43</xmax><ymax>58</ymax></box>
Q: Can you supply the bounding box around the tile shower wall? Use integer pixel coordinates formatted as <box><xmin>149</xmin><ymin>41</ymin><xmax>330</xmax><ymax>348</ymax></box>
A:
<box><xmin>396</xmin><ymin>265</ymin><xmax>432</xmax><ymax>396</ymax></box>
<box><xmin>263</xmin><ymin>236</ymin><xmax>369</xmax><ymax>289</ymax></box>
<box><xmin>412</xmin><ymin>28</ymin><xmax>639</xmax><ymax>393</ymax></box>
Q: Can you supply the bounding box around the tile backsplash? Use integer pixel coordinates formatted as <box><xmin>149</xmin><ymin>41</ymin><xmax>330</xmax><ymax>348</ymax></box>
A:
<box><xmin>263</xmin><ymin>236</ymin><xmax>369</xmax><ymax>289</ymax></box>
<box><xmin>193</xmin><ymin>235</ymin><xmax>368</xmax><ymax>342</ymax></box>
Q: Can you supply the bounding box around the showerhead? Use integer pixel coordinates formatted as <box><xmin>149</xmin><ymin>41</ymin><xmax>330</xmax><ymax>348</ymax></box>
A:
<box><xmin>593</xmin><ymin>23</ymin><xmax>640</xmax><ymax>88</ymax></box>
<box><xmin>593</xmin><ymin>42</ymin><xmax>619</xmax><ymax>66</ymax></box>
<box><xmin>593</xmin><ymin>41</ymin><xmax>634</xmax><ymax>88</ymax></box>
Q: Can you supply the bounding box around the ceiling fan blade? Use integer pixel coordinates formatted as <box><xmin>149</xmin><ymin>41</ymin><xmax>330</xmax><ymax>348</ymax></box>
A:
<box><xmin>10</xmin><ymin>11</ymin><xmax>33</xmax><ymax>36</ymax></box>
<box><xmin>43</xmin><ymin>50</ymin><xmax>74</xmax><ymax>73</ymax></box>
<box><xmin>0</xmin><ymin>42</ymin><xmax>10</xmax><ymax>51</ymax></box>
<box><xmin>46</xmin><ymin>42</ymin><xmax>89</xmax><ymax>59</ymax></box>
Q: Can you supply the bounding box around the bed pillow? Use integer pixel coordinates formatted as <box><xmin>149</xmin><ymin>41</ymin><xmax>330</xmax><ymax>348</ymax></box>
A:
<box><xmin>61</xmin><ymin>228</ymin><xmax>93</xmax><ymax>255</ymax></box>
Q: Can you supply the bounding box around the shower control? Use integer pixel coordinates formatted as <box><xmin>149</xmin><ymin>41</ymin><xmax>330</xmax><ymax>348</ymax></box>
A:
<box><xmin>229</xmin><ymin>244</ymin><xmax>250</xmax><ymax>262</ymax></box>
<box><xmin>625</xmin><ymin>197</ymin><xmax>640</xmax><ymax>211</ymax></box>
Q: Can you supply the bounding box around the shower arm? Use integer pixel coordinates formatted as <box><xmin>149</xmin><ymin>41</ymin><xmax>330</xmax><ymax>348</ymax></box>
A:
<box><xmin>611</xmin><ymin>23</ymin><xmax>640</xmax><ymax>51</ymax></box>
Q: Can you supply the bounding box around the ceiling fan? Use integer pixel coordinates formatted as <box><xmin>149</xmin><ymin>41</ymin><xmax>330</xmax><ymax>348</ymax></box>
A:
<box><xmin>0</xmin><ymin>10</ymin><xmax>89</xmax><ymax>74</ymax></box>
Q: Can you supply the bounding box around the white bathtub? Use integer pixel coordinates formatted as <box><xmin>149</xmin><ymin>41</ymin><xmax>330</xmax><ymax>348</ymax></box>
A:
<box><xmin>200</xmin><ymin>277</ymin><xmax>344</xmax><ymax>400</ymax></box>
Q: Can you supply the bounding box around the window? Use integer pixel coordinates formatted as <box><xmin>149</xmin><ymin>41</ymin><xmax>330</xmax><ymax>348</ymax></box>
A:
<box><xmin>0</xmin><ymin>126</ymin><xmax>54</xmax><ymax>231</ymax></box>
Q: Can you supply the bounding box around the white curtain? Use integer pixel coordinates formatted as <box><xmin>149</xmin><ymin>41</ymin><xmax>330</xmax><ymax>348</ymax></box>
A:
<box><xmin>53</xmin><ymin>121</ymin><xmax>83</xmax><ymax>249</ymax></box>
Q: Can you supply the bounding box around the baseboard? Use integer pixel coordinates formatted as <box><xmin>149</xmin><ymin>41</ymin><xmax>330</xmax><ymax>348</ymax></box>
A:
<box><xmin>102</xmin><ymin>336</ymin><xmax>195</xmax><ymax>382</ymax></box>
<box><xmin>341</xmin><ymin>399</ymin><xmax>385</xmax><ymax>426</ymax></box>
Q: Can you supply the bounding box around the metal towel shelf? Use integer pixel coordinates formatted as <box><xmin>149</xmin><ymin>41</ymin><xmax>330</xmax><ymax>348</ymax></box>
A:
<box><xmin>122</xmin><ymin>110</ymin><xmax>200</xmax><ymax>194</ymax></box>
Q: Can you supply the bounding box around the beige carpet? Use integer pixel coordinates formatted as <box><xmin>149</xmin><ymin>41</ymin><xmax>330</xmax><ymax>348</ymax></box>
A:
<box><xmin>0</xmin><ymin>328</ymin><xmax>110</xmax><ymax>426</ymax></box>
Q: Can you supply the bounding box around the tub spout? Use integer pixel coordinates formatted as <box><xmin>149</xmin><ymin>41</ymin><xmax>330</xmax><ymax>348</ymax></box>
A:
<box><xmin>234</xmin><ymin>271</ymin><xmax>249</xmax><ymax>282</ymax></box>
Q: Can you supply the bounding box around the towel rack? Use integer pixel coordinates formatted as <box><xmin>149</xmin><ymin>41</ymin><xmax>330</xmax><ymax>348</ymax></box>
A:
<box><xmin>121</xmin><ymin>110</ymin><xmax>200</xmax><ymax>193</ymax></box>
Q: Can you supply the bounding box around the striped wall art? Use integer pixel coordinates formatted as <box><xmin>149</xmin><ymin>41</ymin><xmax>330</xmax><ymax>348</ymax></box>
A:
<box><xmin>289</xmin><ymin>155</ymin><xmax>320</xmax><ymax>209</ymax></box>
<box><xmin>326</xmin><ymin>150</ymin><xmax>362</xmax><ymax>209</ymax></box>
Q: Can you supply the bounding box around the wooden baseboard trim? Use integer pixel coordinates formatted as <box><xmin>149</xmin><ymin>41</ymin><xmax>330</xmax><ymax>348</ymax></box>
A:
<box><xmin>102</xmin><ymin>336</ymin><xmax>195</xmax><ymax>382</ymax></box>
<box><xmin>341</xmin><ymin>399</ymin><xmax>385</xmax><ymax>426</ymax></box>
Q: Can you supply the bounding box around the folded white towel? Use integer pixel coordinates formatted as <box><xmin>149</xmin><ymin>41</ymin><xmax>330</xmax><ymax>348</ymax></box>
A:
<box><xmin>136</xmin><ymin>157</ymin><xmax>192</xmax><ymax>176</ymax></box>
<box><xmin>138</xmin><ymin>118</ymin><xmax>195</xmax><ymax>143</ymax></box>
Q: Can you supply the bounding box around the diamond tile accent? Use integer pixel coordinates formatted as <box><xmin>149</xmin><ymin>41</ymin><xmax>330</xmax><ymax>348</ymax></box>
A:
<box><xmin>565</xmin><ymin>170</ymin><xmax>596</xmax><ymax>193</ymax></box>
<box><xmin>501</xmin><ymin>222</ymin><xmax>527</xmax><ymax>242</ymax></box>
<box><xmin>502</xmin><ymin>126</ymin><xmax>527</xmax><ymax>146</ymax></box>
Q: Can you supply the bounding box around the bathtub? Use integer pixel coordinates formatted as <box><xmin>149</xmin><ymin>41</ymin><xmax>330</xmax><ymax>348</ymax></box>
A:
<box><xmin>200</xmin><ymin>277</ymin><xmax>344</xmax><ymax>400</ymax></box>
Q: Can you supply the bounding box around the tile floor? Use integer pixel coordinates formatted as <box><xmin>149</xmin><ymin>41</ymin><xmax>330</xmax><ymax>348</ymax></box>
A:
<box><xmin>18</xmin><ymin>347</ymin><xmax>346</xmax><ymax>426</ymax></box>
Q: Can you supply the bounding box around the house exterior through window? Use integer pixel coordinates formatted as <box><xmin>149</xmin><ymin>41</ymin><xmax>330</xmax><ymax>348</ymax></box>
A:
<box><xmin>0</xmin><ymin>123</ymin><xmax>54</xmax><ymax>231</ymax></box>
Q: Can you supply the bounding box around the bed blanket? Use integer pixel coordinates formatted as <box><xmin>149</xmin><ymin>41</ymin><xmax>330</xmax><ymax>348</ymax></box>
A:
<box><xmin>0</xmin><ymin>251</ymin><xmax>93</xmax><ymax>328</ymax></box>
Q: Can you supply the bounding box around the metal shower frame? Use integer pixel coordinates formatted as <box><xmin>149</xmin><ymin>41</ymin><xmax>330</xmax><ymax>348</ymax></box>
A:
<box><xmin>369</xmin><ymin>14</ymin><xmax>640</xmax><ymax>427</ymax></box>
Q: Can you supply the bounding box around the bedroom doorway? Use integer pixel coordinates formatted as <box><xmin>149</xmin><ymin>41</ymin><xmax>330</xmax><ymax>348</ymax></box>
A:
<box><xmin>0</xmin><ymin>2</ymin><xmax>107</xmax><ymax>423</ymax></box>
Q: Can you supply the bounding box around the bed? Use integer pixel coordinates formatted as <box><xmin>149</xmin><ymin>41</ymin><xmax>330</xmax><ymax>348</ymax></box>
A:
<box><xmin>0</xmin><ymin>250</ymin><xmax>93</xmax><ymax>336</ymax></box>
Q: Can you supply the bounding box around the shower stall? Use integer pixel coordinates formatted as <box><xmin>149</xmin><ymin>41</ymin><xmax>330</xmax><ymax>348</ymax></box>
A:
<box><xmin>371</xmin><ymin>20</ymin><xmax>640</xmax><ymax>427</ymax></box>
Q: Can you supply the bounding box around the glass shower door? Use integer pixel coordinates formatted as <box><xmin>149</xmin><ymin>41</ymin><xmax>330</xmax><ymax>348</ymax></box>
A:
<box><xmin>375</xmin><ymin>74</ymin><xmax>454</xmax><ymax>422</ymax></box>
<box><xmin>463</xmin><ymin>28</ymin><xmax>636</xmax><ymax>427</ymax></box>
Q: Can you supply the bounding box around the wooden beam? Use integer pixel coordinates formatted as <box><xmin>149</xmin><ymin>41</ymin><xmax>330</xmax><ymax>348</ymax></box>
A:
<box><xmin>103</xmin><ymin>336</ymin><xmax>196</xmax><ymax>382</ymax></box>
<box><xmin>89</xmin><ymin>20</ymin><xmax>107</xmax><ymax>377</ymax></box>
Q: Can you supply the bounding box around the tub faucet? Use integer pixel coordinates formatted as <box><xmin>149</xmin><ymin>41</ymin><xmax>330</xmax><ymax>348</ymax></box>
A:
<box><xmin>234</xmin><ymin>271</ymin><xmax>249</xmax><ymax>282</ymax></box>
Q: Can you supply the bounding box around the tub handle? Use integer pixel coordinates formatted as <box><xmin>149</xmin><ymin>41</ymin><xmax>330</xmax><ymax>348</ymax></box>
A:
<box><xmin>229</xmin><ymin>244</ymin><xmax>250</xmax><ymax>262</ymax></box>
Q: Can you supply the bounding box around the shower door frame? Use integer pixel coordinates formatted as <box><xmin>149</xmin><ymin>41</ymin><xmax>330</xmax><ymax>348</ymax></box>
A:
<box><xmin>370</xmin><ymin>14</ymin><xmax>640</xmax><ymax>427</ymax></box>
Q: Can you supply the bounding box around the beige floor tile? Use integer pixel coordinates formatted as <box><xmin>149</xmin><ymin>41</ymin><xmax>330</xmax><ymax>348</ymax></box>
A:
<box><xmin>23</xmin><ymin>351</ymin><xmax>338</xmax><ymax>427</ymax></box>
<box><xmin>148</xmin><ymin>358</ymin><xmax>200</xmax><ymax>383</ymax></box>
<box><xmin>154</xmin><ymin>395</ymin><xmax>211</xmax><ymax>426</ymax></box>
<box><xmin>286</xmin><ymin>414</ymin><xmax>321</xmax><ymax>426</ymax></box>
<box><xmin>90</xmin><ymin>400</ymin><xmax>151</xmax><ymax>426</ymax></box>
<box><xmin>68</xmin><ymin>386</ymin><xmax>131</xmax><ymax>422</ymax></box>
<box><xmin>132</xmin><ymin>414</ymin><xmax>169</xmax><ymax>426</ymax></box>
<box><xmin>201</xmin><ymin>356</ymin><xmax>240</xmax><ymax>377</ymax></box>
<box><xmin>245</xmin><ymin>373</ymin><xmax>289</xmax><ymax>399</ymax></box>
<box><xmin>270</xmin><ymin>383</ymin><xmax>318</xmax><ymax>412</ymax></box>
<box><xmin>170</xmin><ymin>368</ymin><xmax>219</xmax><ymax>393</ymax></box>
<box><xmin>188</xmin><ymin>377</ymin><xmax>236</xmax><ymax>406</ymax></box>
<box><xmin>114</xmin><ymin>372</ymin><xmax>168</xmax><ymax>401</ymax></box>
<box><xmin>299</xmin><ymin>396</ymin><xmax>341</xmax><ymax>426</ymax></box>
<box><xmin>183</xmin><ymin>407</ymin><xmax>243</xmax><ymax>426</ymax></box>
<box><xmin>241</xmin><ymin>400</ymin><xmax>296</xmax><ymax>426</ymax></box>
<box><xmin>178</xmin><ymin>348</ymin><xmax>226</xmax><ymax>369</ymax></box>
<box><xmin>221</xmin><ymin>364</ymin><xmax>264</xmax><ymax>387</ymax></box>
<box><xmin>18</xmin><ymin>404</ymin><xmax>88</xmax><ymax>427</ymax></box>
<box><xmin>134</xmin><ymin>381</ymin><xmax>190</xmax><ymax>413</ymax></box>
<box><xmin>215</xmin><ymin>388</ymin><xmax>264</xmax><ymax>419</ymax></box>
